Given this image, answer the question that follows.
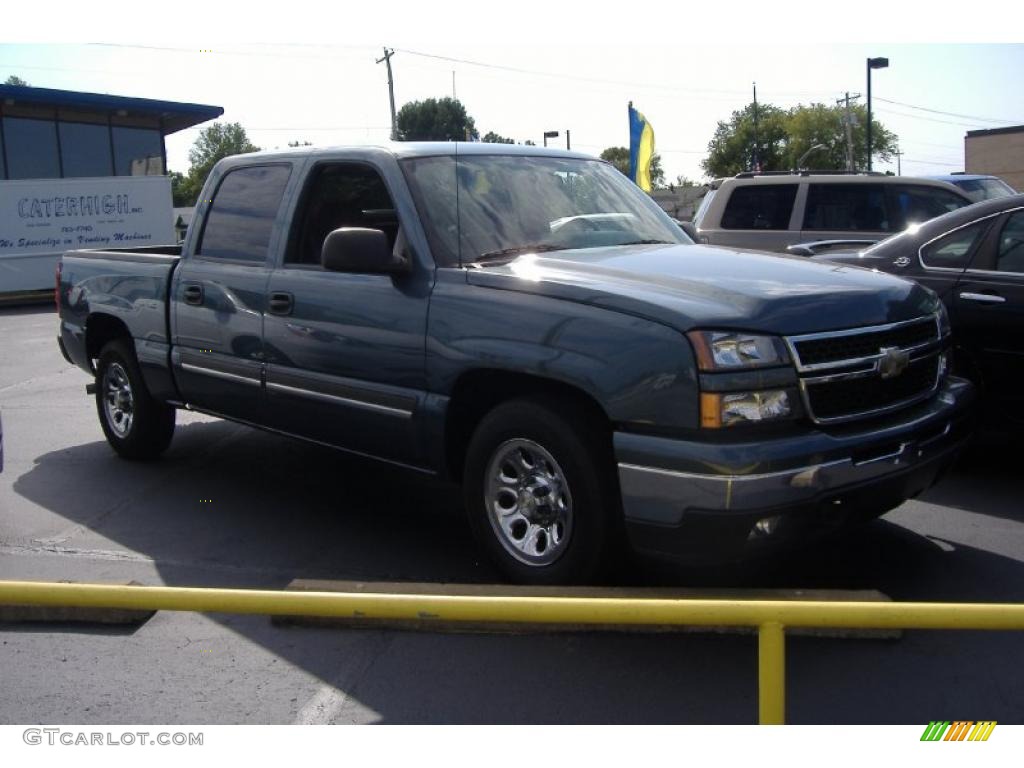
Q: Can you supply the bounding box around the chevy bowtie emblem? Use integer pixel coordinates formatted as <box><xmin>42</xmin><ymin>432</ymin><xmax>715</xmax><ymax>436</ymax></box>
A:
<box><xmin>878</xmin><ymin>346</ymin><xmax>910</xmax><ymax>379</ymax></box>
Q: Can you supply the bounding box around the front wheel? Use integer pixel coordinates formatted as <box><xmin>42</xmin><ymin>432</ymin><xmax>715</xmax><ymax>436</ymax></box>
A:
<box><xmin>463</xmin><ymin>397</ymin><xmax>619</xmax><ymax>584</ymax></box>
<box><xmin>95</xmin><ymin>339</ymin><xmax>175</xmax><ymax>460</ymax></box>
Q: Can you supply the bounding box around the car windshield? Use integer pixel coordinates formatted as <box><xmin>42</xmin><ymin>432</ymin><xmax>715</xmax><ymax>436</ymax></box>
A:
<box><xmin>953</xmin><ymin>178</ymin><xmax>1016</xmax><ymax>203</ymax></box>
<box><xmin>401</xmin><ymin>154</ymin><xmax>688</xmax><ymax>266</ymax></box>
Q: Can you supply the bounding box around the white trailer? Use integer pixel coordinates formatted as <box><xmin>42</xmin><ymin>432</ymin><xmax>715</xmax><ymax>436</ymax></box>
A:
<box><xmin>0</xmin><ymin>175</ymin><xmax>175</xmax><ymax>298</ymax></box>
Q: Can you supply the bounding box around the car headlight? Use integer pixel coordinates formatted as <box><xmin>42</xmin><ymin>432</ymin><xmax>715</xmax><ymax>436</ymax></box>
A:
<box><xmin>700</xmin><ymin>390</ymin><xmax>794</xmax><ymax>428</ymax></box>
<box><xmin>687</xmin><ymin>331</ymin><xmax>791</xmax><ymax>371</ymax></box>
<box><xmin>936</xmin><ymin>302</ymin><xmax>951</xmax><ymax>339</ymax></box>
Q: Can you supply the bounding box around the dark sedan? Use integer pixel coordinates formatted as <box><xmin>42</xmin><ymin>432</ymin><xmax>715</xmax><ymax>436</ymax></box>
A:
<box><xmin>810</xmin><ymin>194</ymin><xmax>1024</xmax><ymax>414</ymax></box>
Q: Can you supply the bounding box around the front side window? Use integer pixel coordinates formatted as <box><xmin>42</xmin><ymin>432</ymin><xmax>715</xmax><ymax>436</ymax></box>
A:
<box><xmin>803</xmin><ymin>184</ymin><xmax>889</xmax><ymax>232</ymax></box>
<box><xmin>59</xmin><ymin>122</ymin><xmax>114</xmax><ymax>177</ymax></box>
<box><xmin>198</xmin><ymin>165</ymin><xmax>292</xmax><ymax>262</ymax></box>
<box><xmin>287</xmin><ymin>163</ymin><xmax>399</xmax><ymax>267</ymax></box>
<box><xmin>720</xmin><ymin>185</ymin><xmax>796</xmax><ymax>230</ymax></box>
<box><xmin>996</xmin><ymin>211</ymin><xmax>1024</xmax><ymax>274</ymax></box>
<box><xmin>402</xmin><ymin>155</ymin><xmax>685</xmax><ymax>266</ymax></box>
<box><xmin>3</xmin><ymin>117</ymin><xmax>60</xmax><ymax>179</ymax></box>
<box><xmin>920</xmin><ymin>220</ymin><xmax>989</xmax><ymax>270</ymax></box>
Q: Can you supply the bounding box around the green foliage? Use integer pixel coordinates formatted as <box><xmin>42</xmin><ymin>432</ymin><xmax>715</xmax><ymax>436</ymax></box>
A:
<box><xmin>169</xmin><ymin>171</ymin><xmax>191</xmax><ymax>207</ymax></box>
<box><xmin>3</xmin><ymin>75</ymin><xmax>29</xmax><ymax>86</ymax></box>
<box><xmin>702</xmin><ymin>101</ymin><xmax>898</xmax><ymax>177</ymax></box>
<box><xmin>600</xmin><ymin>147</ymin><xmax>666</xmax><ymax>188</ymax></box>
<box><xmin>396</xmin><ymin>97</ymin><xmax>477</xmax><ymax>141</ymax></box>
<box><xmin>702</xmin><ymin>103</ymin><xmax>788</xmax><ymax>177</ymax></box>
<box><xmin>287</xmin><ymin>140</ymin><xmax>313</xmax><ymax>147</ymax></box>
<box><xmin>481</xmin><ymin>131</ymin><xmax>515</xmax><ymax>144</ymax></box>
<box><xmin>174</xmin><ymin>122</ymin><xmax>260</xmax><ymax>206</ymax></box>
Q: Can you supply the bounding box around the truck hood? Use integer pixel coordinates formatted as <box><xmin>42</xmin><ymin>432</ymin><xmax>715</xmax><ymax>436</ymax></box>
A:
<box><xmin>465</xmin><ymin>243</ymin><xmax>939</xmax><ymax>335</ymax></box>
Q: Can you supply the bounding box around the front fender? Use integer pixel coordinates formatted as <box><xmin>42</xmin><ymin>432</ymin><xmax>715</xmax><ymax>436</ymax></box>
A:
<box><xmin>427</xmin><ymin>272</ymin><xmax>699</xmax><ymax>430</ymax></box>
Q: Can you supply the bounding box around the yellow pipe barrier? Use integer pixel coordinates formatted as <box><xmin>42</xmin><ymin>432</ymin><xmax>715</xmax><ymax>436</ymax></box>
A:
<box><xmin>3</xmin><ymin>579</ymin><xmax>1024</xmax><ymax>724</ymax></box>
<box><xmin>758</xmin><ymin>622</ymin><xmax>785</xmax><ymax>726</ymax></box>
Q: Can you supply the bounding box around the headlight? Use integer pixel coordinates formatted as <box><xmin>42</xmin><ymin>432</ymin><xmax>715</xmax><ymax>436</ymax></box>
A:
<box><xmin>687</xmin><ymin>331</ymin><xmax>790</xmax><ymax>371</ymax></box>
<box><xmin>700</xmin><ymin>389</ymin><xmax>794</xmax><ymax>428</ymax></box>
<box><xmin>935</xmin><ymin>302</ymin><xmax>951</xmax><ymax>338</ymax></box>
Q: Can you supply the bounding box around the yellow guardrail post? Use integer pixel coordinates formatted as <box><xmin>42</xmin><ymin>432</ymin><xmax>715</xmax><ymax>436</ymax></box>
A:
<box><xmin>758</xmin><ymin>622</ymin><xmax>786</xmax><ymax>725</ymax></box>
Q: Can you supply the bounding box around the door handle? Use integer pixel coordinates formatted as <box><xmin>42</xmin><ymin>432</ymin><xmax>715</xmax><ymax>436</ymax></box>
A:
<box><xmin>183</xmin><ymin>284</ymin><xmax>204</xmax><ymax>306</ymax></box>
<box><xmin>959</xmin><ymin>292</ymin><xmax>1005</xmax><ymax>304</ymax></box>
<box><xmin>268</xmin><ymin>292</ymin><xmax>294</xmax><ymax>316</ymax></box>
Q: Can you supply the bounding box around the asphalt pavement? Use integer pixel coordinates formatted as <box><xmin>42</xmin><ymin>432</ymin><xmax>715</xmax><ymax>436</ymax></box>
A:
<box><xmin>1</xmin><ymin>305</ymin><xmax>1021</xmax><ymax>724</ymax></box>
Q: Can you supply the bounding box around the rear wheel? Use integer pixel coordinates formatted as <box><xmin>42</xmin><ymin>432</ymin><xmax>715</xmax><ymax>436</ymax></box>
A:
<box><xmin>95</xmin><ymin>339</ymin><xmax>175</xmax><ymax>460</ymax></box>
<box><xmin>463</xmin><ymin>397</ymin><xmax>619</xmax><ymax>584</ymax></box>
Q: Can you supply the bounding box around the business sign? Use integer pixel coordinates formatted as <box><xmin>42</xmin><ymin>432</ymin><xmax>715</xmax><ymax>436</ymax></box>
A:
<box><xmin>0</xmin><ymin>175</ymin><xmax>174</xmax><ymax>293</ymax></box>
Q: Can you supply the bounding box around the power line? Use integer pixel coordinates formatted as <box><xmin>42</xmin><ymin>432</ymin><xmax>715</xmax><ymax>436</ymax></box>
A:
<box><xmin>874</xmin><ymin>107</ymin><xmax>995</xmax><ymax>129</ymax></box>
<box><xmin>874</xmin><ymin>96</ymin><xmax>1021</xmax><ymax>126</ymax></box>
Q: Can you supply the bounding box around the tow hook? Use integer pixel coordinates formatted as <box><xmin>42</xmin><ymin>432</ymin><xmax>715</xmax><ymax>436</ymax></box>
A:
<box><xmin>86</xmin><ymin>382</ymin><xmax>97</xmax><ymax>395</ymax></box>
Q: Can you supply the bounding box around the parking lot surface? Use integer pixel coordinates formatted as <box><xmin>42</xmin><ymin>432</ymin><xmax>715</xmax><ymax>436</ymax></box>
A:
<box><xmin>1</xmin><ymin>305</ymin><xmax>1022</xmax><ymax>724</ymax></box>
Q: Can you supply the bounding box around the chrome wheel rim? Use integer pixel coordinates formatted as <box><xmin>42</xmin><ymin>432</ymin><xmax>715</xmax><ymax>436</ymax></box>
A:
<box><xmin>102</xmin><ymin>362</ymin><xmax>134</xmax><ymax>438</ymax></box>
<box><xmin>484</xmin><ymin>439</ymin><xmax>573</xmax><ymax>567</ymax></box>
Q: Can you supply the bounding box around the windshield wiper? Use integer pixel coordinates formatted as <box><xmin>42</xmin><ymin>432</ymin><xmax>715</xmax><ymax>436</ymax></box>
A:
<box><xmin>614</xmin><ymin>239</ymin><xmax>676</xmax><ymax>246</ymax></box>
<box><xmin>473</xmin><ymin>243</ymin><xmax>568</xmax><ymax>265</ymax></box>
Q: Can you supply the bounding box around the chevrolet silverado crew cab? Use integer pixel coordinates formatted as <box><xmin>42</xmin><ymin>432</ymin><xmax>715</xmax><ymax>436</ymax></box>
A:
<box><xmin>57</xmin><ymin>143</ymin><xmax>974</xmax><ymax>584</ymax></box>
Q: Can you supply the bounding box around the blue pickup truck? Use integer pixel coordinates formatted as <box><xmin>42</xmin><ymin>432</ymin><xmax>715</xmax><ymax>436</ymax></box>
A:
<box><xmin>56</xmin><ymin>143</ymin><xmax>974</xmax><ymax>583</ymax></box>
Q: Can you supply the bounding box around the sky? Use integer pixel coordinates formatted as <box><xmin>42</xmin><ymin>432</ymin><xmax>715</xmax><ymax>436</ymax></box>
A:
<box><xmin>2</xmin><ymin>6</ymin><xmax>1023</xmax><ymax>186</ymax></box>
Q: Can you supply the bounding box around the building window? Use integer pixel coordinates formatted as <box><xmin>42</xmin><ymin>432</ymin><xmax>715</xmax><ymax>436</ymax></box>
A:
<box><xmin>112</xmin><ymin>126</ymin><xmax>163</xmax><ymax>175</ymax></box>
<box><xmin>3</xmin><ymin>117</ymin><xmax>61</xmax><ymax>179</ymax></box>
<box><xmin>58</xmin><ymin>121</ymin><xmax>114</xmax><ymax>177</ymax></box>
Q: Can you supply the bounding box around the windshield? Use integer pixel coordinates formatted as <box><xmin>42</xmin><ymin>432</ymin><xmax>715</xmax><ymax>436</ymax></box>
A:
<box><xmin>401</xmin><ymin>154</ymin><xmax>688</xmax><ymax>266</ymax></box>
<box><xmin>952</xmin><ymin>178</ymin><xmax>1016</xmax><ymax>203</ymax></box>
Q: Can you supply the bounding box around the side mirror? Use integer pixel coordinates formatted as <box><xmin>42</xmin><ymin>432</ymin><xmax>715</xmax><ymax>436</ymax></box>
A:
<box><xmin>677</xmin><ymin>220</ymin><xmax>699</xmax><ymax>242</ymax></box>
<box><xmin>321</xmin><ymin>227</ymin><xmax>408</xmax><ymax>274</ymax></box>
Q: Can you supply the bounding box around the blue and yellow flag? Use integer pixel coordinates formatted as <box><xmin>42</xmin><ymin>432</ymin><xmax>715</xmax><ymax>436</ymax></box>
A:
<box><xmin>629</xmin><ymin>103</ymin><xmax>656</xmax><ymax>192</ymax></box>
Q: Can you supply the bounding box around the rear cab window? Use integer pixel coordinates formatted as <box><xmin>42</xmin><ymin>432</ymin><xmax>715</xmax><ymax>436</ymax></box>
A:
<box><xmin>720</xmin><ymin>184</ymin><xmax>797</xmax><ymax>230</ymax></box>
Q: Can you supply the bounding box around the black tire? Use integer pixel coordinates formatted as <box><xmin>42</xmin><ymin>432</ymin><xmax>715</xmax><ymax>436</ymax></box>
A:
<box><xmin>463</xmin><ymin>396</ymin><xmax>620</xmax><ymax>585</ymax></box>
<box><xmin>94</xmin><ymin>338</ymin><xmax>175</xmax><ymax>460</ymax></box>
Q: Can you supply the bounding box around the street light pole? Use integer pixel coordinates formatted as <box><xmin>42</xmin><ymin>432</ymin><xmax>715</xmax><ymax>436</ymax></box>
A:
<box><xmin>866</xmin><ymin>56</ymin><xmax>889</xmax><ymax>172</ymax></box>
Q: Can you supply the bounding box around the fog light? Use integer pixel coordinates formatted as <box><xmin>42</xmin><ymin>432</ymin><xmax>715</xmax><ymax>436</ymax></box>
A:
<box><xmin>748</xmin><ymin>515</ymin><xmax>783</xmax><ymax>540</ymax></box>
<box><xmin>701</xmin><ymin>389</ymin><xmax>793</xmax><ymax>428</ymax></box>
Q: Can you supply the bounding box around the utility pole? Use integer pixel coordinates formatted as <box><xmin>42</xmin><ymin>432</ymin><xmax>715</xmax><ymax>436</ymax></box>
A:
<box><xmin>894</xmin><ymin>145</ymin><xmax>903</xmax><ymax>176</ymax></box>
<box><xmin>752</xmin><ymin>82</ymin><xmax>760</xmax><ymax>172</ymax></box>
<box><xmin>376</xmin><ymin>47</ymin><xmax>398</xmax><ymax>141</ymax></box>
<box><xmin>836</xmin><ymin>92</ymin><xmax>861</xmax><ymax>171</ymax></box>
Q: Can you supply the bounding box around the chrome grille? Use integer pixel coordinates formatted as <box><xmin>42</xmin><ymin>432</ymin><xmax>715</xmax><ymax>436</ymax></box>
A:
<box><xmin>786</xmin><ymin>316</ymin><xmax>945</xmax><ymax>425</ymax></box>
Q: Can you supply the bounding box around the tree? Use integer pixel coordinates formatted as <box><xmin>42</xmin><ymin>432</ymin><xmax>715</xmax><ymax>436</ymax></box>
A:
<box><xmin>396</xmin><ymin>97</ymin><xmax>477</xmax><ymax>141</ymax></box>
<box><xmin>599</xmin><ymin>147</ymin><xmax>666</xmax><ymax>188</ymax></box>
<box><xmin>174</xmin><ymin>122</ymin><xmax>260</xmax><ymax>206</ymax></box>
<box><xmin>702</xmin><ymin>102</ymin><xmax>788</xmax><ymax>178</ymax></box>
<box><xmin>481</xmin><ymin>131</ymin><xmax>515</xmax><ymax>144</ymax></box>
<box><xmin>287</xmin><ymin>140</ymin><xmax>313</xmax><ymax>148</ymax></box>
<box><xmin>702</xmin><ymin>101</ymin><xmax>898</xmax><ymax>177</ymax></box>
<box><xmin>784</xmin><ymin>102</ymin><xmax>897</xmax><ymax>170</ymax></box>
<box><xmin>169</xmin><ymin>171</ymin><xmax>191</xmax><ymax>207</ymax></box>
<box><xmin>3</xmin><ymin>75</ymin><xmax>29</xmax><ymax>86</ymax></box>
